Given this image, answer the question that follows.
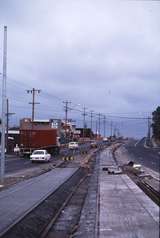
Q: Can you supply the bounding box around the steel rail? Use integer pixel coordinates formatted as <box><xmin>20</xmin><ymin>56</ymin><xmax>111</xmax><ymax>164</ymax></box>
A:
<box><xmin>40</xmin><ymin>175</ymin><xmax>87</xmax><ymax>238</ymax></box>
<box><xmin>138</xmin><ymin>180</ymin><xmax>160</xmax><ymax>206</ymax></box>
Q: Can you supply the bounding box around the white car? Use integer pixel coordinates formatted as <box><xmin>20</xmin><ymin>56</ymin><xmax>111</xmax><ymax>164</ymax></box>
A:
<box><xmin>30</xmin><ymin>150</ymin><xmax>51</xmax><ymax>162</ymax></box>
<box><xmin>68</xmin><ymin>142</ymin><xmax>79</xmax><ymax>150</ymax></box>
<box><xmin>103</xmin><ymin>137</ymin><xmax>108</xmax><ymax>142</ymax></box>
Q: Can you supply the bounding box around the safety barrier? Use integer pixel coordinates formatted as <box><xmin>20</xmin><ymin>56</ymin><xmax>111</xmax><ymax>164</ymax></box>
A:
<box><xmin>62</xmin><ymin>156</ymin><xmax>75</xmax><ymax>161</ymax></box>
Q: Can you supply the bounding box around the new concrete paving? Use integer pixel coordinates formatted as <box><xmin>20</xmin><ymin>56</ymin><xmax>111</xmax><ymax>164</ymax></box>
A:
<box><xmin>0</xmin><ymin>168</ymin><xmax>77</xmax><ymax>236</ymax></box>
<box><xmin>99</xmin><ymin>149</ymin><xmax>159</xmax><ymax>238</ymax></box>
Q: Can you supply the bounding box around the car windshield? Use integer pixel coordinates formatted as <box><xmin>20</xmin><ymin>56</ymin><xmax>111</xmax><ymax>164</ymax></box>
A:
<box><xmin>33</xmin><ymin>151</ymin><xmax>45</xmax><ymax>155</ymax></box>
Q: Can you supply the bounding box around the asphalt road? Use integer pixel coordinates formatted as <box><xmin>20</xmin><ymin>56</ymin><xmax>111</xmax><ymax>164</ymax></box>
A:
<box><xmin>0</xmin><ymin>155</ymin><xmax>54</xmax><ymax>174</ymax></box>
<box><xmin>0</xmin><ymin>142</ymin><xmax>105</xmax><ymax>175</ymax></box>
<box><xmin>0</xmin><ymin>149</ymin><xmax>71</xmax><ymax>175</ymax></box>
<box><xmin>125</xmin><ymin>139</ymin><xmax>160</xmax><ymax>173</ymax></box>
<box><xmin>0</xmin><ymin>144</ymin><xmax>89</xmax><ymax>174</ymax></box>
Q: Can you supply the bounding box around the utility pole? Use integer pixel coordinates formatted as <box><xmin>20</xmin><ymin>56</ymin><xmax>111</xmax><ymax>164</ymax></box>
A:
<box><xmin>103</xmin><ymin>115</ymin><xmax>106</xmax><ymax>137</ymax></box>
<box><xmin>1</xmin><ymin>26</ymin><xmax>7</xmax><ymax>184</ymax></box>
<box><xmin>27</xmin><ymin>88</ymin><xmax>41</xmax><ymax>121</ymax></box>
<box><xmin>113</xmin><ymin>126</ymin><xmax>116</xmax><ymax>137</ymax></box>
<box><xmin>82</xmin><ymin>106</ymin><xmax>87</xmax><ymax>138</ymax></box>
<box><xmin>98</xmin><ymin>113</ymin><xmax>101</xmax><ymax>137</ymax></box>
<box><xmin>110</xmin><ymin>121</ymin><xmax>113</xmax><ymax>137</ymax></box>
<box><xmin>6</xmin><ymin>98</ymin><xmax>15</xmax><ymax>153</ymax></box>
<box><xmin>63</xmin><ymin>101</ymin><xmax>71</xmax><ymax>125</ymax></box>
<box><xmin>147</xmin><ymin>117</ymin><xmax>151</xmax><ymax>146</ymax></box>
<box><xmin>63</xmin><ymin>101</ymin><xmax>71</xmax><ymax>142</ymax></box>
<box><xmin>95</xmin><ymin>120</ymin><xmax>98</xmax><ymax>139</ymax></box>
<box><xmin>90</xmin><ymin>110</ymin><xmax>94</xmax><ymax>138</ymax></box>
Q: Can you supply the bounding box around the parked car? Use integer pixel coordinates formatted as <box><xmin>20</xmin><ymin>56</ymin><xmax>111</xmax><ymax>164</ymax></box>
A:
<box><xmin>68</xmin><ymin>142</ymin><xmax>79</xmax><ymax>149</ymax></box>
<box><xmin>90</xmin><ymin>141</ymin><xmax>97</xmax><ymax>148</ymax></box>
<box><xmin>30</xmin><ymin>150</ymin><xmax>51</xmax><ymax>162</ymax></box>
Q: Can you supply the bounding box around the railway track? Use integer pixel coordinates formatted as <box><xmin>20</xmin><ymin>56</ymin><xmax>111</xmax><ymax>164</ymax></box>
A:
<box><xmin>137</xmin><ymin>178</ymin><xmax>160</xmax><ymax>206</ymax></box>
<box><xmin>121</xmin><ymin>167</ymin><xmax>160</xmax><ymax>207</ymax></box>
<box><xmin>112</xmin><ymin>144</ymin><xmax>160</xmax><ymax>207</ymax></box>
<box><xmin>123</xmin><ymin>167</ymin><xmax>160</xmax><ymax>206</ymax></box>
<box><xmin>40</xmin><ymin>175</ymin><xmax>90</xmax><ymax>238</ymax></box>
<box><xmin>1</xmin><ymin>150</ymin><xmax>98</xmax><ymax>238</ymax></box>
<box><xmin>40</xmin><ymin>153</ymin><xmax>97</xmax><ymax>238</ymax></box>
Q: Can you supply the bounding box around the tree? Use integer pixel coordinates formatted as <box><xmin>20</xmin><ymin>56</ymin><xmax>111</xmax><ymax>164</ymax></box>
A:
<box><xmin>152</xmin><ymin>106</ymin><xmax>160</xmax><ymax>140</ymax></box>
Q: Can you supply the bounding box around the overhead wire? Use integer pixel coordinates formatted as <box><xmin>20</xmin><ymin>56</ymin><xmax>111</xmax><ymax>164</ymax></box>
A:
<box><xmin>3</xmin><ymin>76</ymin><xmax>156</xmax><ymax>127</ymax></box>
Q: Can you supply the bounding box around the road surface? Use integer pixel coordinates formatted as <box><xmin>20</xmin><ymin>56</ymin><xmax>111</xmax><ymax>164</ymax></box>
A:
<box><xmin>125</xmin><ymin>139</ymin><xmax>160</xmax><ymax>172</ymax></box>
<box><xmin>0</xmin><ymin>143</ymin><xmax>93</xmax><ymax>174</ymax></box>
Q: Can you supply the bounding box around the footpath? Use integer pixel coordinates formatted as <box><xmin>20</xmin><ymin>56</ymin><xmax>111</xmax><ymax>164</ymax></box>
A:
<box><xmin>98</xmin><ymin>149</ymin><xmax>159</xmax><ymax>238</ymax></box>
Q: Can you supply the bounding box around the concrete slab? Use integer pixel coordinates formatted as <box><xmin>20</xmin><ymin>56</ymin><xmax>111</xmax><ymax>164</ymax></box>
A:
<box><xmin>0</xmin><ymin>168</ymin><xmax>78</xmax><ymax>236</ymax></box>
<box><xmin>99</xmin><ymin>172</ymin><xmax>159</xmax><ymax>238</ymax></box>
<box><xmin>99</xmin><ymin>149</ymin><xmax>117</xmax><ymax>168</ymax></box>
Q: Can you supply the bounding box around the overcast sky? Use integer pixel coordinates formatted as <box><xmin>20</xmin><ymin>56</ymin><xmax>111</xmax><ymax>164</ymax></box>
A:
<box><xmin>0</xmin><ymin>0</ymin><xmax>160</xmax><ymax>138</ymax></box>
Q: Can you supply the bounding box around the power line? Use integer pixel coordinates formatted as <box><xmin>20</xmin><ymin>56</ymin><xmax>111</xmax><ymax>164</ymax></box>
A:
<box><xmin>42</xmin><ymin>91</ymin><xmax>62</xmax><ymax>102</ymax></box>
<box><xmin>107</xmin><ymin>115</ymin><xmax>152</xmax><ymax>120</ymax></box>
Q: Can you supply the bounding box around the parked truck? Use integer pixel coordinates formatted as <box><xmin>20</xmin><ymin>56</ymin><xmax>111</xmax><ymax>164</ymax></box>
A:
<box><xmin>19</xmin><ymin>118</ymin><xmax>60</xmax><ymax>156</ymax></box>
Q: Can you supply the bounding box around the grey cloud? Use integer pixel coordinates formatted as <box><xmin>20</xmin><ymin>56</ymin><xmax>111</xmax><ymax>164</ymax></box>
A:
<box><xmin>0</xmin><ymin>0</ymin><xmax>160</xmax><ymax>137</ymax></box>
